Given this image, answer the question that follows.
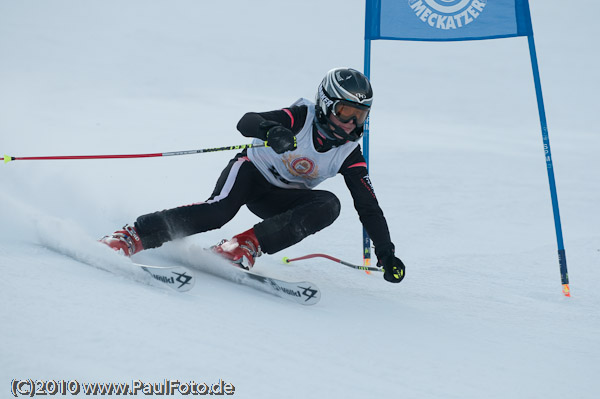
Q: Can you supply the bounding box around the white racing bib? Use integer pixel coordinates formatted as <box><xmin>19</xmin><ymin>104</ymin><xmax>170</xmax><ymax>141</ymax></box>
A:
<box><xmin>248</xmin><ymin>98</ymin><xmax>358</xmax><ymax>189</ymax></box>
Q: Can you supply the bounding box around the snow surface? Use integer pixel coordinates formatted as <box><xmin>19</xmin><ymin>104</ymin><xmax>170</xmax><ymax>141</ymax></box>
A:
<box><xmin>1</xmin><ymin>0</ymin><xmax>599</xmax><ymax>398</ymax></box>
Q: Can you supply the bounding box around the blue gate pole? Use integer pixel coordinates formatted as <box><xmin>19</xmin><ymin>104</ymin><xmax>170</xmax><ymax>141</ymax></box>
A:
<box><xmin>362</xmin><ymin>38</ymin><xmax>372</xmax><ymax>267</ymax></box>
<box><xmin>527</xmin><ymin>33</ymin><xmax>570</xmax><ymax>297</ymax></box>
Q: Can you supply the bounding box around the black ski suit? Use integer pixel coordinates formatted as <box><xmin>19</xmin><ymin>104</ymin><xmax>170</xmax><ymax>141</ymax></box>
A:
<box><xmin>133</xmin><ymin>105</ymin><xmax>395</xmax><ymax>257</ymax></box>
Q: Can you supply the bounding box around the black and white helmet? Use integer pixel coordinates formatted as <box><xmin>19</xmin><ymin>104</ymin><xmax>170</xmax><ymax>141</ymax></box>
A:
<box><xmin>315</xmin><ymin>67</ymin><xmax>373</xmax><ymax>145</ymax></box>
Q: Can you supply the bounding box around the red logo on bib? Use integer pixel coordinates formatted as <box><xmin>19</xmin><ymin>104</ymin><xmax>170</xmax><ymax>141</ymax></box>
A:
<box><xmin>290</xmin><ymin>157</ymin><xmax>316</xmax><ymax>175</ymax></box>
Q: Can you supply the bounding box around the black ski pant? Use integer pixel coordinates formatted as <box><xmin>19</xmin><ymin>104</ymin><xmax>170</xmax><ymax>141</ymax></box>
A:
<box><xmin>134</xmin><ymin>153</ymin><xmax>341</xmax><ymax>254</ymax></box>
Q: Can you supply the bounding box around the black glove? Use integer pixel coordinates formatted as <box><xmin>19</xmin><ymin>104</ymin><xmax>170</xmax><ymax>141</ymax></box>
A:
<box><xmin>376</xmin><ymin>245</ymin><xmax>406</xmax><ymax>283</ymax></box>
<box><xmin>261</xmin><ymin>121</ymin><xmax>297</xmax><ymax>154</ymax></box>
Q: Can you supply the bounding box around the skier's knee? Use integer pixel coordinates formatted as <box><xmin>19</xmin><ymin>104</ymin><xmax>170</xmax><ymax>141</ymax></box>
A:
<box><xmin>316</xmin><ymin>191</ymin><xmax>340</xmax><ymax>226</ymax></box>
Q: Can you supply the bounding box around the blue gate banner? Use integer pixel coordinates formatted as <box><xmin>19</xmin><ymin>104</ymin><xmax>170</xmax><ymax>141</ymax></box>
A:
<box><xmin>366</xmin><ymin>0</ymin><xmax>533</xmax><ymax>41</ymax></box>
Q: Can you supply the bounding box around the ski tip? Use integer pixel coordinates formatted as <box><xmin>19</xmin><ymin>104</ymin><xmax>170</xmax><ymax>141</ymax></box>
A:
<box><xmin>3</xmin><ymin>155</ymin><xmax>12</xmax><ymax>164</ymax></box>
<box><xmin>562</xmin><ymin>284</ymin><xmax>571</xmax><ymax>297</ymax></box>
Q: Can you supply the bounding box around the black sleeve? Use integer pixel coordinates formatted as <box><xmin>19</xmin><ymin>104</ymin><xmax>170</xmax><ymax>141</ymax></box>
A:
<box><xmin>340</xmin><ymin>147</ymin><xmax>394</xmax><ymax>256</ymax></box>
<box><xmin>236</xmin><ymin>105</ymin><xmax>308</xmax><ymax>140</ymax></box>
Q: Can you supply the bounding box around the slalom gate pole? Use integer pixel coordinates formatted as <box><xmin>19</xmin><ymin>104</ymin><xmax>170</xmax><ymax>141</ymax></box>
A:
<box><xmin>3</xmin><ymin>143</ymin><xmax>268</xmax><ymax>164</ymax></box>
<box><xmin>283</xmin><ymin>253</ymin><xmax>382</xmax><ymax>273</ymax></box>
<box><xmin>362</xmin><ymin>32</ymin><xmax>373</xmax><ymax>268</ymax></box>
<box><xmin>527</xmin><ymin>29</ymin><xmax>570</xmax><ymax>297</ymax></box>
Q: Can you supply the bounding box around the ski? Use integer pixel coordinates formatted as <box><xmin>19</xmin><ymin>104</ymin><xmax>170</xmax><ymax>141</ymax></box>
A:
<box><xmin>227</xmin><ymin>267</ymin><xmax>321</xmax><ymax>305</ymax></box>
<box><xmin>138</xmin><ymin>259</ymin><xmax>318</xmax><ymax>303</ymax></box>
<box><xmin>134</xmin><ymin>263</ymin><xmax>195</xmax><ymax>292</ymax></box>
<box><xmin>171</xmin><ymin>246</ymin><xmax>321</xmax><ymax>305</ymax></box>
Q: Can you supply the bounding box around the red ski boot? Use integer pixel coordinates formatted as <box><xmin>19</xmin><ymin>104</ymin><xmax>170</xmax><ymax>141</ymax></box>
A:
<box><xmin>212</xmin><ymin>228</ymin><xmax>262</xmax><ymax>269</ymax></box>
<box><xmin>99</xmin><ymin>224</ymin><xmax>144</xmax><ymax>257</ymax></box>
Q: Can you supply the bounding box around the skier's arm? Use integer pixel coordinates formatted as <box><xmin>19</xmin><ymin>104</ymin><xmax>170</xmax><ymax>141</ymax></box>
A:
<box><xmin>236</xmin><ymin>106</ymin><xmax>307</xmax><ymax>139</ymax></box>
<box><xmin>237</xmin><ymin>106</ymin><xmax>306</xmax><ymax>154</ymax></box>
<box><xmin>340</xmin><ymin>147</ymin><xmax>405</xmax><ymax>283</ymax></box>
<box><xmin>340</xmin><ymin>148</ymin><xmax>392</xmax><ymax>250</ymax></box>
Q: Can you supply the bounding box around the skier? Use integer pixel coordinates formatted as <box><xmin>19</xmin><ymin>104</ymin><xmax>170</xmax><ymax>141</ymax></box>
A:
<box><xmin>100</xmin><ymin>67</ymin><xmax>405</xmax><ymax>283</ymax></box>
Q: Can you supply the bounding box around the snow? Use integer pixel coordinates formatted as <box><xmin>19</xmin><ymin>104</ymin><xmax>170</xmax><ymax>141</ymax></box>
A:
<box><xmin>1</xmin><ymin>0</ymin><xmax>599</xmax><ymax>398</ymax></box>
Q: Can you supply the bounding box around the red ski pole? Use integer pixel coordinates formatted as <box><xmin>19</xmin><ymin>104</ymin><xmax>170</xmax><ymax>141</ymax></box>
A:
<box><xmin>282</xmin><ymin>253</ymin><xmax>382</xmax><ymax>273</ymax></box>
<box><xmin>3</xmin><ymin>142</ymin><xmax>267</xmax><ymax>164</ymax></box>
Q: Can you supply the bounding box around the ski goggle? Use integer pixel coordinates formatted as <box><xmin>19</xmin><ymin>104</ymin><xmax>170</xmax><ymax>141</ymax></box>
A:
<box><xmin>331</xmin><ymin>100</ymin><xmax>370</xmax><ymax>126</ymax></box>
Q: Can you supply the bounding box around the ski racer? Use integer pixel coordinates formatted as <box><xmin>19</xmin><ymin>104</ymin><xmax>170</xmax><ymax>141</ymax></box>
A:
<box><xmin>100</xmin><ymin>67</ymin><xmax>405</xmax><ymax>283</ymax></box>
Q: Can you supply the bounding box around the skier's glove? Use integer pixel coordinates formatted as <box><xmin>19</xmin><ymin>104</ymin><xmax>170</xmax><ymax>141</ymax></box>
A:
<box><xmin>376</xmin><ymin>244</ymin><xmax>406</xmax><ymax>283</ymax></box>
<box><xmin>262</xmin><ymin>122</ymin><xmax>297</xmax><ymax>154</ymax></box>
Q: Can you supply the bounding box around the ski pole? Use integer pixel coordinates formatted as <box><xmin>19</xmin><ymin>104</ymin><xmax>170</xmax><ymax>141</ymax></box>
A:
<box><xmin>282</xmin><ymin>253</ymin><xmax>382</xmax><ymax>272</ymax></box>
<box><xmin>3</xmin><ymin>142</ymin><xmax>268</xmax><ymax>164</ymax></box>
